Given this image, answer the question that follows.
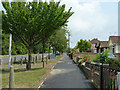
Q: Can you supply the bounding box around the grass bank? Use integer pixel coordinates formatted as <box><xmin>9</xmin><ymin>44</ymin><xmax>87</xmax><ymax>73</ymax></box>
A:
<box><xmin>2</xmin><ymin>54</ymin><xmax>63</xmax><ymax>88</ymax></box>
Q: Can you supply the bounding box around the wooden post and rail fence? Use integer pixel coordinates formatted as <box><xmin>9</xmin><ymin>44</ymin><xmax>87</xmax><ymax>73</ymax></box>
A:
<box><xmin>6</xmin><ymin>54</ymin><xmax>50</xmax><ymax>88</ymax></box>
<box><xmin>71</xmin><ymin>55</ymin><xmax>120</xmax><ymax>90</ymax></box>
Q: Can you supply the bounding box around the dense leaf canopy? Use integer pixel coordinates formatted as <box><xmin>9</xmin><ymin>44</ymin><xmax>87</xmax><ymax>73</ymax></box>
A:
<box><xmin>2</xmin><ymin>1</ymin><xmax>73</xmax><ymax>49</ymax></box>
<box><xmin>77</xmin><ymin>39</ymin><xmax>92</xmax><ymax>52</ymax></box>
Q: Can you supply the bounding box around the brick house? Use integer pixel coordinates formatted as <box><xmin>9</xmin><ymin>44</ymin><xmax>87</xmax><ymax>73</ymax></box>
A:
<box><xmin>89</xmin><ymin>38</ymin><xmax>100</xmax><ymax>53</ymax></box>
<box><xmin>89</xmin><ymin>38</ymin><xmax>109</xmax><ymax>53</ymax></box>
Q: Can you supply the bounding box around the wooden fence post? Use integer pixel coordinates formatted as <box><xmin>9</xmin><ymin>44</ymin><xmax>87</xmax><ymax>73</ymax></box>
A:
<box><xmin>0</xmin><ymin>59</ymin><xmax>1</xmax><ymax>65</ymax></box>
<box><xmin>11</xmin><ymin>58</ymin><xmax>13</xmax><ymax>65</ymax></box>
<box><xmin>39</xmin><ymin>56</ymin><xmax>41</xmax><ymax>62</ymax></box>
<box><xmin>103</xmin><ymin>64</ymin><xmax>109</xmax><ymax>89</ymax></box>
<box><xmin>46</xmin><ymin>56</ymin><xmax>48</xmax><ymax>64</ymax></box>
<box><xmin>20</xmin><ymin>58</ymin><xmax>23</xmax><ymax>65</ymax></box>
<box><xmin>91</xmin><ymin>63</ymin><xmax>94</xmax><ymax>81</ymax></box>
<box><xmin>9</xmin><ymin>66</ymin><xmax>14</xmax><ymax>88</ymax></box>
<box><xmin>33</xmin><ymin>57</ymin><xmax>35</xmax><ymax>64</ymax></box>
<box><xmin>36</xmin><ymin>56</ymin><xmax>37</xmax><ymax>63</ymax></box>
<box><xmin>43</xmin><ymin>56</ymin><xmax>44</xmax><ymax>68</ymax></box>
<box><xmin>100</xmin><ymin>63</ymin><xmax>104</xmax><ymax>90</ymax></box>
<box><xmin>14</xmin><ymin>57</ymin><xmax>16</xmax><ymax>63</ymax></box>
<box><xmin>117</xmin><ymin>72</ymin><xmax>120</xmax><ymax>90</ymax></box>
<box><xmin>25</xmin><ymin>57</ymin><xmax>27</xmax><ymax>63</ymax></box>
<box><xmin>40</xmin><ymin>56</ymin><xmax>42</xmax><ymax>62</ymax></box>
<box><xmin>20</xmin><ymin>57</ymin><xmax>23</xmax><ymax>65</ymax></box>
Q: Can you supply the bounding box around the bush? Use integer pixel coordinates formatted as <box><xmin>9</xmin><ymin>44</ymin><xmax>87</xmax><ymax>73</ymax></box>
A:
<box><xmin>78</xmin><ymin>54</ymin><xmax>90</xmax><ymax>64</ymax></box>
<box><xmin>92</xmin><ymin>54</ymin><xmax>101</xmax><ymax>63</ymax></box>
<box><xmin>83</xmin><ymin>55</ymin><xmax>90</xmax><ymax>61</ymax></box>
<box><xmin>107</xmin><ymin>58</ymin><xmax>120</xmax><ymax>70</ymax></box>
<box><xmin>92</xmin><ymin>49</ymin><xmax>120</xmax><ymax>71</ymax></box>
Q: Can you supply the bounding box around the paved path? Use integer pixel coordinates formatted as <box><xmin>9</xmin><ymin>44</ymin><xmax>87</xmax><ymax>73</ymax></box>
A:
<box><xmin>40</xmin><ymin>54</ymin><xmax>96</xmax><ymax>89</ymax></box>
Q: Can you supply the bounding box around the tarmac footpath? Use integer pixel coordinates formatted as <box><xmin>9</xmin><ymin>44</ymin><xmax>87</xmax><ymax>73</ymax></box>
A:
<box><xmin>39</xmin><ymin>54</ymin><xmax>96</xmax><ymax>89</ymax></box>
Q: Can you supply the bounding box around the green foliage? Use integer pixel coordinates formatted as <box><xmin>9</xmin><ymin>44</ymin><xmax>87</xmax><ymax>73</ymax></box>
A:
<box><xmin>2</xmin><ymin>32</ymin><xmax>9</xmax><ymax>55</ymax></box>
<box><xmin>92</xmin><ymin>50</ymin><xmax>110</xmax><ymax>63</ymax></box>
<box><xmin>77</xmin><ymin>39</ymin><xmax>92</xmax><ymax>52</ymax></box>
<box><xmin>33</xmin><ymin>43</ymin><xmax>42</xmax><ymax>54</ymax></box>
<box><xmin>49</xmin><ymin>28</ymin><xmax>68</xmax><ymax>53</ymax></box>
<box><xmin>67</xmin><ymin>53</ymin><xmax>71</xmax><ymax>56</ymax></box>
<box><xmin>2</xmin><ymin>1</ymin><xmax>74</xmax><ymax>49</ymax></box>
<box><xmin>107</xmin><ymin>58</ymin><xmax>120</xmax><ymax>70</ymax></box>
<box><xmin>72</xmin><ymin>48</ymin><xmax>78</xmax><ymax>53</ymax></box>
<box><xmin>2</xmin><ymin>1</ymin><xmax>73</xmax><ymax>69</ymax></box>
<box><xmin>102</xmin><ymin>49</ymin><xmax>110</xmax><ymax>63</ymax></box>
<box><xmin>83</xmin><ymin>55</ymin><xmax>90</xmax><ymax>61</ymax></box>
<box><xmin>92</xmin><ymin>54</ymin><xmax>101</xmax><ymax>63</ymax></box>
<box><xmin>2</xmin><ymin>32</ymin><xmax>27</xmax><ymax>55</ymax></box>
<box><xmin>92</xmin><ymin>50</ymin><xmax>120</xmax><ymax>70</ymax></box>
<box><xmin>78</xmin><ymin>55</ymin><xmax>90</xmax><ymax>64</ymax></box>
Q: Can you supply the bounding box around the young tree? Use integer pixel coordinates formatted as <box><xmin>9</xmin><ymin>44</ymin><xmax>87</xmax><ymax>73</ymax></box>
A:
<box><xmin>2</xmin><ymin>1</ymin><xmax>73</xmax><ymax>70</ymax></box>
<box><xmin>77</xmin><ymin>39</ymin><xmax>92</xmax><ymax>52</ymax></box>
<box><xmin>49</xmin><ymin>28</ymin><xmax>68</xmax><ymax>55</ymax></box>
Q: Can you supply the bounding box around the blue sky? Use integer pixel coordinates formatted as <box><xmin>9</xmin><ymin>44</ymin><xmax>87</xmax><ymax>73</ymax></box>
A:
<box><xmin>0</xmin><ymin>0</ymin><xmax>118</xmax><ymax>48</ymax></box>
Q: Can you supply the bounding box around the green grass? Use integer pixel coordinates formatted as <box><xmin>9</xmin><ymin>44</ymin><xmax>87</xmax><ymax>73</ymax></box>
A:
<box><xmin>2</xmin><ymin>67</ymin><xmax>49</xmax><ymax>88</ymax></box>
<box><xmin>2</xmin><ymin>54</ymin><xmax>64</xmax><ymax>88</ymax></box>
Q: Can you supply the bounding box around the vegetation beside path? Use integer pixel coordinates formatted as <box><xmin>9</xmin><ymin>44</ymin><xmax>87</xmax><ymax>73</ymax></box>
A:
<box><xmin>2</xmin><ymin>54</ymin><xmax>63</xmax><ymax>88</ymax></box>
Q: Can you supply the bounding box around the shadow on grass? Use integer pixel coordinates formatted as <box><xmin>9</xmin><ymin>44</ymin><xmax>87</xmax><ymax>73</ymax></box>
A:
<box><xmin>1</xmin><ymin>67</ymin><xmax>44</xmax><ymax>74</ymax></box>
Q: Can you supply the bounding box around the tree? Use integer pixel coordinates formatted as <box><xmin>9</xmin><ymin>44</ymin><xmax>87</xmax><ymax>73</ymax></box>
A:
<box><xmin>2</xmin><ymin>1</ymin><xmax>74</xmax><ymax>70</ymax></box>
<box><xmin>77</xmin><ymin>39</ymin><xmax>92</xmax><ymax>52</ymax></box>
<box><xmin>72</xmin><ymin>47</ymin><xmax>79</xmax><ymax>53</ymax></box>
<box><xmin>48</xmin><ymin>28</ymin><xmax>68</xmax><ymax>55</ymax></box>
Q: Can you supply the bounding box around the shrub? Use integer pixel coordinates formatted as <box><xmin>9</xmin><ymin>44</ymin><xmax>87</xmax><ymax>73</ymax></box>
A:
<box><xmin>78</xmin><ymin>54</ymin><xmax>90</xmax><ymax>64</ymax></box>
<box><xmin>83</xmin><ymin>55</ymin><xmax>90</xmax><ymax>61</ymax></box>
<box><xmin>92</xmin><ymin>54</ymin><xmax>101</xmax><ymax>63</ymax></box>
<box><xmin>92</xmin><ymin>49</ymin><xmax>120</xmax><ymax>71</ymax></box>
<box><xmin>107</xmin><ymin>58</ymin><xmax>120</xmax><ymax>71</ymax></box>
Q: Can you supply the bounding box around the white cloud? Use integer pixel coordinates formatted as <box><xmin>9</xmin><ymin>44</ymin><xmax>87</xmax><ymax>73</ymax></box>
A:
<box><xmin>57</xmin><ymin>0</ymin><xmax>117</xmax><ymax>48</ymax></box>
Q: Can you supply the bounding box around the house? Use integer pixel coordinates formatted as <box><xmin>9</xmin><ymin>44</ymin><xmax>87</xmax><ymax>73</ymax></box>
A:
<box><xmin>89</xmin><ymin>38</ymin><xmax>109</xmax><ymax>53</ymax></box>
<box><xmin>108</xmin><ymin>36</ymin><xmax>120</xmax><ymax>54</ymax></box>
<box><xmin>89</xmin><ymin>38</ymin><xmax>100</xmax><ymax>53</ymax></box>
<box><xmin>98</xmin><ymin>41</ymin><xmax>109</xmax><ymax>53</ymax></box>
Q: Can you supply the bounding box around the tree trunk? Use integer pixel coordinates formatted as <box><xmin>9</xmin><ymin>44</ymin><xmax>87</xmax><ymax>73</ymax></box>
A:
<box><xmin>26</xmin><ymin>48</ymin><xmax>32</xmax><ymax>70</ymax></box>
<box><xmin>53</xmin><ymin>47</ymin><xmax>55</xmax><ymax>54</ymax></box>
<box><xmin>42</xmin><ymin>43</ymin><xmax>45</xmax><ymax>68</ymax></box>
<box><xmin>48</xmin><ymin>46</ymin><xmax>50</xmax><ymax>59</ymax></box>
<box><xmin>55</xmin><ymin>47</ymin><xmax>56</xmax><ymax>56</ymax></box>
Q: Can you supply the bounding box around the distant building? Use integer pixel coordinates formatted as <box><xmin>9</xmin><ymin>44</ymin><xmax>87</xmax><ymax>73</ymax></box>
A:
<box><xmin>98</xmin><ymin>41</ymin><xmax>109</xmax><ymax>53</ymax></box>
<box><xmin>89</xmin><ymin>38</ymin><xmax>109</xmax><ymax>53</ymax></box>
<box><xmin>89</xmin><ymin>38</ymin><xmax>100</xmax><ymax>53</ymax></box>
<box><xmin>108</xmin><ymin>36</ymin><xmax>120</xmax><ymax>54</ymax></box>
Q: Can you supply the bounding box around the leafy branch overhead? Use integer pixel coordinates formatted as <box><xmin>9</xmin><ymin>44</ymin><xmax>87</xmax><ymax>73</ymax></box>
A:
<box><xmin>2</xmin><ymin>1</ymin><xmax>74</xmax><ymax>49</ymax></box>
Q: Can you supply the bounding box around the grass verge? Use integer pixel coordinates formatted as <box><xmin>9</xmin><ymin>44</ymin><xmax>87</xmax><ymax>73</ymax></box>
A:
<box><xmin>2</xmin><ymin>54</ymin><xmax>63</xmax><ymax>88</ymax></box>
